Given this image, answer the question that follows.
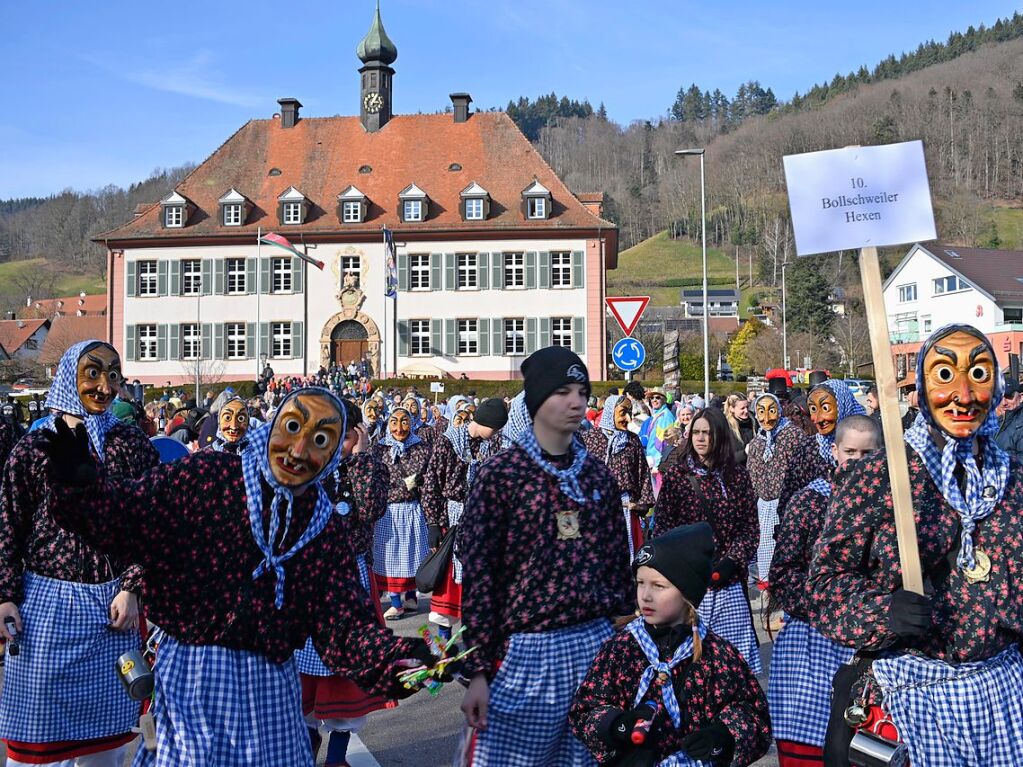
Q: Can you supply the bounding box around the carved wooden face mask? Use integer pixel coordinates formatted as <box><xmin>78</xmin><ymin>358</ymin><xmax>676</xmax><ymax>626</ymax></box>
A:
<box><xmin>755</xmin><ymin>397</ymin><xmax>780</xmax><ymax>431</ymax></box>
<box><xmin>921</xmin><ymin>329</ymin><xmax>996</xmax><ymax>439</ymax></box>
<box><xmin>452</xmin><ymin>409</ymin><xmax>470</xmax><ymax>427</ymax></box>
<box><xmin>613</xmin><ymin>401</ymin><xmax>632</xmax><ymax>431</ymax></box>
<box><xmin>808</xmin><ymin>387</ymin><xmax>839</xmax><ymax>436</ymax></box>
<box><xmin>402</xmin><ymin>398</ymin><xmax>420</xmax><ymax>420</ymax></box>
<box><xmin>389</xmin><ymin>410</ymin><xmax>411</xmax><ymax>442</ymax></box>
<box><xmin>218</xmin><ymin>400</ymin><xmax>249</xmax><ymax>443</ymax></box>
<box><xmin>268</xmin><ymin>394</ymin><xmax>344</xmax><ymax>487</ymax></box>
<box><xmin>363</xmin><ymin>399</ymin><xmax>382</xmax><ymax>424</ymax></box>
<box><xmin>76</xmin><ymin>344</ymin><xmax>122</xmax><ymax>415</ymax></box>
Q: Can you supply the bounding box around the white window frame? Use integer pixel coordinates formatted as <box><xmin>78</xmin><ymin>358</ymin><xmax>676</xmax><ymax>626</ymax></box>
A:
<box><xmin>271</xmin><ymin>322</ymin><xmax>292</xmax><ymax>359</ymax></box>
<box><xmin>410</xmin><ymin>254</ymin><xmax>430</xmax><ymax>290</ymax></box>
<box><xmin>340</xmin><ymin>255</ymin><xmax>362</xmax><ymax>288</ymax></box>
<box><xmin>410</xmin><ymin>319</ymin><xmax>431</xmax><ymax>356</ymax></box>
<box><xmin>182</xmin><ymin>259</ymin><xmax>201</xmax><ymax>296</ymax></box>
<box><xmin>138</xmin><ymin>324</ymin><xmax>158</xmax><ymax>360</ymax></box>
<box><xmin>283</xmin><ymin>202</ymin><xmax>303</xmax><ymax>225</ymax></box>
<box><xmin>551</xmin><ymin>251</ymin><xmax>572</xmax><ymax>288</ymax></box>
<box><xmin>922</xmin><ymin>316</ymin><xmax>933</xmax><ymax>333</ymax></box>
<box><xmin>342</xmin><ymin>200</ymin><xmax>362</xmax><ymax>223</ymax></box>
<box><xmin>223</xmin><ymin>204</ymin><xmax>242</xmax><ymax>226</ymax></box>
<box><xmin>503</xmin><ymin>252</ymin><xmax>525</xmax><ymax>289</ymax></box>
<box><xmin>527</xmin><ymin>196</ymin><xmax>547</xmax><ymax>219</ymax></box>
<box><xmin>932</xmin><ymin>275</ymin><xmax>969</xmax><ymax>295</ymax></box>
<box><xmin>226</xmin><ymin>322</ymin><xmax>247</xmax><ymax>359</ymax></box>
<box><xmin>165</xmin><ymin>206</ymin><xmax>183</xmax><ymax>228</ymax></box>
<box><xmin>465</xmin><ymin>197</ymin><xmax>484</xmax><ymax>220</ymax></box>
<box><xmin>504</xmin><ymin>318</ymin><xmax>525</xmax><ymax>355</ymax></box>
<box><xmin>552</xmin><ymin>317</ymin><xmax>572</xmax><ymax>348</ymax></box>
<box><xmin>457</xmin><ymin>253</ymin><xmax>478</xmax><ymax>290</ymax></box>
<box><xmin>226</xmin><ymin>258</ymin><xmax>246</xmax><ymax>295</ymax></box>
<box><xmin>138</xmin><ymin>260</ymin><xmax>158</xmax><ymax>296</ymax></box>
<box><xmin>1004</xmin><ymin>308</ymin><xmax>1023</xmax><ymax>324</ymax></box>
<box><xmin>181</xmin><ymin>323</ymin><xmax>200</xmax><ymax>361</ymax></box>
<box><xmin>457</xmin><ymin>319</ymin><xmax>479</xmax><ymax>355</ymax></box>
<box><xmin>271</xmin><ymin>257</ymin><xmax>293</xmax><ymax>293</ymax></box>
<box><xmin>403</xmin><ymin>200</ymin><xmax>423</xmax><ymax>222</ymax></box>
<box><xmin>897</xmin><ymin>284</ymin><xmax>917</xmax><ymax>303</ymax></box>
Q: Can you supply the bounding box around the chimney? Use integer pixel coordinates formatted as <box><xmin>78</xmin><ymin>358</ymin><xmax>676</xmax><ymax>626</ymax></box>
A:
<box><xmin>450</xmin><ymin>93</ymin><xmax>472</xmax><ymax>123</ymax></box>
<box><xmin>277</xmin><ymin>98</ymin><xmax>302</xmax><ymax>128</ymax></box>
<box><xmin>4</xmin><ymin>312</ymin><xmax>13</xmax><ymax>320</ymax></box>
<box><xmin>16</xmin><ymin>320</ymin><xmax>24</xmax><ymax>329</ymax></box>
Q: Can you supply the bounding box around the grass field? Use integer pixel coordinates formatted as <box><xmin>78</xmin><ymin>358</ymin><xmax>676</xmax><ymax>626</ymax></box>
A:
<box><xmin>0</xmin><ymin>258</ymin><xmax>105</xmax><ymax>297</ymax></box>
<box><xmin>987</xmin><ymin>206</ymin><xmax>1023</xmax><ymax>250</ymax></box>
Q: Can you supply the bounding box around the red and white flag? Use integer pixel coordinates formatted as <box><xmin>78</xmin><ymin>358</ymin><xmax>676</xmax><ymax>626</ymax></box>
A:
<box><xmin>259</xmin><ymin>232</ymin><xmax>324</xmax><ymax>270</ymax></box>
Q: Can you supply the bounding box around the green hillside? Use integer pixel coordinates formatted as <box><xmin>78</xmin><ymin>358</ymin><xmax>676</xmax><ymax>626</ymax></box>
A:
<box><xmin>0</xmin><ymin>258</ymin><xmax>105</xmax><ymax>298</ymax></box>
<box><xmin>986</xmin><ymin>207</ymin><xmax>1023</xmax><ymax>250</ymax></box>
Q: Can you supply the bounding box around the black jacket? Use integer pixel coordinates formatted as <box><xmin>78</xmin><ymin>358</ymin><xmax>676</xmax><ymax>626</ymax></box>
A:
<box><xmin>996</xmin><ymin>407</ymin><xmax>1023</xmax><ymax>463</ymax></box>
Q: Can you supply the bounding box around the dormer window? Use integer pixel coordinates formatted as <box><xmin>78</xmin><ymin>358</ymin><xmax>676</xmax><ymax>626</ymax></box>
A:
<box><xmin>460</xmin><ymin>182</ymin><xmax>490</xmax><ymax>222</ymax></box>
<box><xmin>398</xmin><ymin>183</ymin><xmax>430</xmax><ymax>223</ymax></box>
<box><xmin>521</xmin><ymin>180</ymin><xmax>553</xmax><ymax>221</ymax></box>
<box><xmin>160</xmin><ymin>191</ymin><xmax>189</xmax><ymax>229</ymax></box>
<box><xmin>218</xmin><ymin>188</ymin><xmax>250</xmax><ymax>227</ymax></box>
<box><xmin>278</xmin><ymin>186</ymin><xmax>308</xmax><ymax>226</ymax></box>
<box><xmin>337</xmin><ymin>185</ymin><xmax>368</xmax><ymax>224</ymax></box>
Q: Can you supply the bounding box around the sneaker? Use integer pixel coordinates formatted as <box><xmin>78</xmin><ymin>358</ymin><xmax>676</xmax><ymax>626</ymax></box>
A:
<box><xmin>383</xmin><ymin>606</ymin><xmax>405</xmax><ymax>621</ymax></box>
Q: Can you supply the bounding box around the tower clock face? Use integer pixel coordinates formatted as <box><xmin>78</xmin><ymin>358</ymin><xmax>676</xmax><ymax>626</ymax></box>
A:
<box><xmin>364</xmin><ymin>92</ymin><xmax>384</xmax><ymax>114</ymax></box>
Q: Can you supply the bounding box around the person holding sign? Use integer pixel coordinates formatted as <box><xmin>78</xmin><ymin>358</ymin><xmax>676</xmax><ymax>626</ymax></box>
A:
<box><xmin>809</xmin><ymin>325</ymin><xmax>1023</xmax><ymax>766</ymax></box>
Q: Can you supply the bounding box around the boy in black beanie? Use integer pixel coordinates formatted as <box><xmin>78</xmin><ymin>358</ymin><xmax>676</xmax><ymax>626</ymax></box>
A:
<box><xmin>570</xmin><ymin>524</ymin><xmax>771</xmax><ymax>767</ymax></box>
<box><xmin>458</xmin><ymin>347</ymin><xmax>634</xmax><ymax>765</ymax></box>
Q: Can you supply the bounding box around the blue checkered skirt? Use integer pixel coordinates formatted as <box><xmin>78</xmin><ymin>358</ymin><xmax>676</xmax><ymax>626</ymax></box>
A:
<box><xmin>372</xmin><ymin>501</ymin><xmax>429</xmax><ymax>581</ymax></box>
<box><xmin>295</xmin><ymin>554</ymin><xmax>371</xmax><ymax>677</ymax></box>
<box><xmin>655</xmin><ymin>751</ymin><xmax>712</xmax><ymax>766</ymax></box>
<box><xmin>767</xmin><ymin>616</ymin><xmax>854</xmax><ymax>746</ymax></box>
<box><xmin>698</xmin><ymin>583</ymin><xmax>762</xmax><ymax>674</ymax></box>
<box><xmin>755</xmin><ymin>498</ymin><xmax>779</xmax><ymax>581</ymax></box>
<box><xmin>132</xmin><ymin>634</ymin><xmax>312</xmax><ymax>767</ymax></box>
<box><xmin>0</xmin><ymin>571</ymin><xmax>138</xmax><ymax>742</ymax></box>
<box><xmin>472</xmin><ymin>619</ymin><xmax>613</xmax><ymax>767</ymax></box>
<box><xmin>448</xmin><ymin>499</ymin><xmax>465</xmax><ymax>583</ymax></box>
<box><xmin>871</xmin><ymin>645</ymin><xmax>1023</xmax><ymax>767</ymax></box>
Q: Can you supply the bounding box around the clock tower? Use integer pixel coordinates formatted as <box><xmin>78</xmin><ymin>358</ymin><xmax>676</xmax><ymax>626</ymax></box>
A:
<box><xmin>357</xmin><ymin>1</ymin><xmax>397</xmax><ymax>133</ymax></box>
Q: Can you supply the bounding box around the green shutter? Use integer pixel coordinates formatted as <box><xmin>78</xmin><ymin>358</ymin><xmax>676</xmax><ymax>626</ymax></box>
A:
<box><xmin>259</xmin><ymin>322</ymin><xmax>270</xmax><ymax>359</ymax></box>
<box><xmin>572</xmin><ymin>250</ymin><xmax>584</xmax><ymax>288</ymax></box>
<box><xmin>126</xmin><ymin>262</ymin><xmax>137</xmax><ymax>298</ymax></box>
<box><xmin>492</xmin><ymin>318</ymin><xmax>504</xmax><ymax>355</ymax></box>
<box><xmin>201</xmin><ymin>259</ymin><xmax>213</xmax><ymax>295</ymax></box>
<box><xmin>214</xmin><ymin>323</ymin><xmax>225</xmax><ymax>359</ymax></box>
<box><xmin>398</xmin><ymin>320</ymin><xmax>410</xmax><ymax>356</ymax></box>
<box><xmin>539</xmin><ymin>317</ymin><xmax>551</xmax><ymax>348</ymax></box>
<box><xmin>445</xmin><ymin>253</ymin><xmax>456</xmax><ymax>290</ymax></box>
<box><xmin>169</xmin><ymin>324</ymin><xmax>181</xmax><ymax>360</ymax></box>
<box><xmin>157</xmin><ymin>261</ymin><xmax>169</xmax><ymax>296</ymax></box>
<box><xmin>526</xmin><ymin>318</ymin><xmax>538</xmax><ymax>354</ymax></box>
<box><xmin>246</xmin><ymin>323</ymin><xmax>256</xmax><ymax>359</ymax></box>
<box><xmin>125</xmin><ymin>325</ymin><xmax>137</xmax><ymax>361</ymax></box>
<box><xmin>478</xmin><ymin>253</ymin><xmax>490</xmax><ymax>290</ymax></box>
<box><xmin>156</xmin><ymin>324</ymin><xmax>168</xmax><ymax>360</ymax></box>
<box><xmin>491</xmin><ymin>252</ymin><xmax>503</xmax><ymax>290</ymax></box>
<box><xmin>398</xmin><ymin>253</ymin><xmax>409</xmax><ymax>291</ymax></box>
<box><xmin>246</xmin><ymin>258</ymin><xmax>257</xmax><ymax>294</ymax></box>
<box><xmin>445</xmin><ymin>319</ymin><xmax>456</xmax><ymax>355</ymax></box>
<box><xmin>572</xmin><ymin>317</ymin><xmax>585</xmax><ymax>354</ymax></box>
<box><xmin>429</xmin><ymin>254</ymin><xmax>441</xmax><ymax>291</ymax></box>
<box><xmin>430</xmin><ymin>319</ymin><xmax>442</xmax><ymax>354</ymax></box>
<box><xmin>260</xmin><ymin>257</ymin><xmax>271</xmax><ymax>294</ymax></box>
<box><xmin>526</xmin><ymin>251</ymin><xmax>537</xmax><ymax>289</ymax></box>
<box><xmin>169</xmin><ymin>261</ymin><xmax>181</xmax><ymax>296</ymax></box>
<box><xmin>201</xmin><ymin>323</ymin><xmax>212</xmax><ymax>359</ymax></box>
<box><xmin>292</xmin><ymin>321</ymin><xmax>304</xmax><ymax>360</ymax></box>
<box><xmin>478</xmin><ymin>318</ymin><xmax>490</xmax><ymax>355</ymax></box>
<box><xmin>214</xmin><ymin>260</ymin><xmax>225</xmax><ymax>295</ymax></box>
<box><xmin>539</xmin><ymin>251</ymin><xmax>551</xmax><ymax>289</ymax></box>
<box><xmin>292</xmin><ymin>258</ymin><xmax>304</xmax><ymax>293</ymax></box>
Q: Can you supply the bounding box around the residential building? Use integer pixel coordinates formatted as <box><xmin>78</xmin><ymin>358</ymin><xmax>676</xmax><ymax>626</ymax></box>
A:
<box><xmin>0</xmin><ymin>319</ymin><xmax>49</xmax><ymax>360</ymax></box>
<box><xmin>681</xmin><ymin>288</ymin><xmax>740</xmax><ymax>318</ymax></box>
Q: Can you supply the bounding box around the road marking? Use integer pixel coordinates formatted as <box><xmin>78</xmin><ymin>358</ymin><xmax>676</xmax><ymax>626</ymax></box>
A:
<box><xmin>348</xmin><ymin>733</ymin><xmax>382</xmax><ymax>767</ymax></box>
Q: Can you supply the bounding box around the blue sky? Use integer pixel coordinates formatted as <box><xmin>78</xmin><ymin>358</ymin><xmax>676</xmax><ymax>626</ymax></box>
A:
<box><xmin>2</xmin><ymin>1</ymin><xmax>1019</xmax><ymax>198</ymax></box>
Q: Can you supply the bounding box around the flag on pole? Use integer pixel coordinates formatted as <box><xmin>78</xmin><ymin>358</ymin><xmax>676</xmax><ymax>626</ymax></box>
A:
<box><xmin>259</xmin><ymin>231</ymin><xmax>324</xmax><ymax>270</ymax></box>
<box><xmin>384</xmin><ymin>227</ymin><xmax>398</xmax><ymax>299</ymax></box>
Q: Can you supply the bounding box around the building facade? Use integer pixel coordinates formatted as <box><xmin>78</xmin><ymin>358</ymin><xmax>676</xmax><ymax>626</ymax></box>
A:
<box><xmin>97</xmin><ymin>7</ymin><xmax>617</xmax><ymax>384</ymax></box>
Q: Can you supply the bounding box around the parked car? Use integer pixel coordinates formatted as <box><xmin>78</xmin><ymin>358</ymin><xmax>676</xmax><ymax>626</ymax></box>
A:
<box><xmin>843</xmin><ymin>378</ymin><xmax>871</xmax><ymax>396</ymax></box>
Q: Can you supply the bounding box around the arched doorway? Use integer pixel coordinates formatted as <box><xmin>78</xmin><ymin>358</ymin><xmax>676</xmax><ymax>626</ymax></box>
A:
<box><xmin>331</xmin><ymin>320</ymin><xmax>369</xmax><ymax>367</ymax></box>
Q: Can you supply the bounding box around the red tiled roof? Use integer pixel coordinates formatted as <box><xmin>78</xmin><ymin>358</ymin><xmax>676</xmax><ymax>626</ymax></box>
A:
<box><xmin>917</xmin><ymin>243</ymin><xmax>1023</xmax><ymax>303</ymax></box>
<box><xmin>97</xmin><ymin>113</ymin><xmax>615</xmax><ymax>242</ymax></box>
<box><xmin>20</xmin><ymin>294</ymin><xmax>107</xmax><ymax>320</ymax></box>
<box><xmin>0</xmin><ymin>319</ymin><xmax>48</xmax><ymax>355</ymax></box>
<box><xmin>38</xmin><ymin>316</ymin><xmax>107</xmax><ymax>365</ymax></box>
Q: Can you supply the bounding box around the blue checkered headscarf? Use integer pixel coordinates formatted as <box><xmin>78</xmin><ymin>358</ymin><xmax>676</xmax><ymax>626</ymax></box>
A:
<box><xmin>501</xmin><ymin>392</ymin><xmax>529</xmax><ymax>450</ymax></box>
<box><xmin>513</xmin><ymin>402</ymin><xmax>596</xmax><ymax>506</ymax></box>
<box><xmin>599</xmin><ymin>395</ymin><xmax>629</xmax><ymax>459</ymax></box>
<box><xmin>381</xmin><ymin>406</ymin><xmax>422</xmax><ymax>462</ymax></box>
<box><xmin>754</xmin><ymin>393</ymin><xmax>791</xmax><ymax>459</ymax></box>
<box><xmin>810</xmin><ymin>379</ymin><xmax>866</xmax><ymax>464</ymax></box>
<box><xmin>40</xmin><ymin>340</ymin><xmax>120</xmax><ymax>462</ymax></box>
<box><xmin>903</xmin><ymin>324</ymin><xmax>1010</xmax><ymax>574</ymax></box>
<box><xmin>240</xmin><ymin>387</ymin><xmax>347</xmax><ymax>609</ymax></box>
<box><xmin>444</xmin><ymin>422</ymin><xmax>494</xmax><ymax>488</ymax></box>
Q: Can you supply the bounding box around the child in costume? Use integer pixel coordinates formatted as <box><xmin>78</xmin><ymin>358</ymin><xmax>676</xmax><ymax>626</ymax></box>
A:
<box><xmin>0</xmin><ymin>341</ymin><xmax>158</xmax><ymax>767</ymax></box>
<box><xmin>653</xmin><ymin>408</ymin><xmax>761</xmax><ymax>673</ymax></box>
<box><xmin>810</xmin><ymin>324</ymin><xmax>1023</xmax><ymax>766</ymax></box>
<box><xmin>767</xmin><ymin>414</ymin><xmax>878</xmax><ymax>767</ymax></box>
<box><xmin>38</xmin><ymin>387</ymin><xmax>437</xmax><ymax>766</ymax></box>
<box><xmin>458</xmin><ymin>347</ymin><xmax>633</xmax><ymax>766</ymax></box>
<box><xmin>570</xmin><ymin>523</ymin><xmax>771</xmax><ymax>766</ymax></box>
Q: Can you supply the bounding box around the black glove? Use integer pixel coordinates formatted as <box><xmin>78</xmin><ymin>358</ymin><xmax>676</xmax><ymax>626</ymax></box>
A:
<box><xmin>710</xmin><ymin>558</ymin><xmax>738</xmax><ymax>587</ymax></box>
<box><xmin>38</xmin><ymin>418</ymin><xmax>97</xmax><ymax>486</ymax></box>
<box><xmin>389</xmin><ymin>638</ymin><xmax>439</xmax><ymax>699</ymax></box>
<box><xmin>428</xmin><ymin>525</ymin><xmax>444</xmax><ymax>550</ymax></box>
<box><xmin>608</xmin><ymin>706</ymin><xmax>654</xmax><ymax>746</ymax></box>
<box><xmin>681</xmin><ymin>721</ymin><xmax>735</xmax><ymax>764</ymax></box>
<box><xmin>886</xmin><ymin>588</ymin><xmax>932</xmax><ymax>640</ymax></box>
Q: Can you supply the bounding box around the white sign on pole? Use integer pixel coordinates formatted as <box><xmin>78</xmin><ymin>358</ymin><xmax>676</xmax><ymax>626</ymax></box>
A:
<box><xmin>430</xmin><ymin>382</ymin><xmax>445</xmax><ymax>393</ymax></box>
<box><xmin>783</xmin><ymin>140</ymin><xmax>937</xmax><ymax>257</ymax></box>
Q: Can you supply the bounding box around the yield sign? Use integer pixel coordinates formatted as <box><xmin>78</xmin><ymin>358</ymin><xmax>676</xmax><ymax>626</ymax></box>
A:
<box><xmin>605</xmin><ymin>296</ymin><xmax>650</xmax><ymax>337</ymax></box>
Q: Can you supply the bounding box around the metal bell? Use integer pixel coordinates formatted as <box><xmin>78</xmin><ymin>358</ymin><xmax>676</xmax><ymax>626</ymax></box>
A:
<box><xmin>844</xmin><ymin>703</ymin><xmax>868</xmax><ymax>727</ymax></box>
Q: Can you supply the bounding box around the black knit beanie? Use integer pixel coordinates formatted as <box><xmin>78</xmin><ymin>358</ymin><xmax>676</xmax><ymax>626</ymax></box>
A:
<box><xmin>632</xmin><ymin>522</ymin><xmax>715</xmax><ymax>608</ymax></box>
<box><xmin>474</xmin><ymin>398</ymin><xmax>508</xmax><ymax>429</ymax></box>
<box><xmin>521</xmin><ymin>346</ymin><xmax>591</xmax><ymax>417</ymax></box>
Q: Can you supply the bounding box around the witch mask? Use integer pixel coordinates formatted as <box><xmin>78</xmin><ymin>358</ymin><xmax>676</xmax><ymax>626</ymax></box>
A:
<box><xmin>268</xmin><ymin>393</ymin><xmax>345</xmax><ymax>487</ymax></box>
<box><xmin>807</xmin><ymin>387</ymin><xmax>838</xmax><ymax>436</ymax></box>
<box><xmin>613</xmin><ymin>401</ymin><xmax>632</xmax><ymax>431</ymax></box>
<box><xmin>921</xmin><ymin>328</ymin><xmax>997</xmax><ymax>439</ymax></box>
<box><xmin>76</xmin><ymin>344</ymin><xmax>122</xmax><ymax>415</ymax></box>
<box><xmin>363</xmin><ymin>399</ymin><xmax>382</xmax><ymax>424</ymax></box>
<box><xmin>755</xmin><ymin>396</ymin><xmax>780</xmax><ymax>432</ymax></box>
<box><xmin>389</xmin><ymin>409</ymin><xmax>412</xmax><ymax>442</ymax></box>
<box><xmin>218</xmin><ymin>400</ymin><xmax>250</xmax><ymax>444</ymax></box>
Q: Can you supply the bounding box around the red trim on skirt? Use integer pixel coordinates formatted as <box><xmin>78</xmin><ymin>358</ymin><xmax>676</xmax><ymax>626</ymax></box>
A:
<box><xmin>300</xmin><ymin>674</ymin><xmax>392</xmax><ymax>720</ymax></box>
<box><xmin>429</xmin><ymin>560</ymin><xmax>462</xmax><ymax>619</ymax></box>
<box><xmin>374</xmin><ymin>574</ymin><xmax>417</xmax><ymax>594</ymax></box>
<box><xmin>629</xmin><ymin>511</ymin><xmax>645</xmax><ymax>554</ymax></box>
<box><xmin>776</xmin><ymin>739</ymin><xmax>824</xmax><ymax>766</ymax></box>
<box><xmin>3</xmin><ymin>732</ymin><xmax>136</xmax><ymax>763</ymax></box>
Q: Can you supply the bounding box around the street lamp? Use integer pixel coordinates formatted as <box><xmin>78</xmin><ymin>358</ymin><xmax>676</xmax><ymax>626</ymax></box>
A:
<box><xmin>674</xmin><ymin>148</ymin><xmax>709</xmax><ymax>401</ymax></box>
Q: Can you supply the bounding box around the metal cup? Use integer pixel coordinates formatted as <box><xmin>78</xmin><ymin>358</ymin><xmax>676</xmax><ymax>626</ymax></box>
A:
<box><xmin>116</xmin><ymin>650</ymin><xmax>154</xmax><ymax>700</ymax></box>
<box><xmin>848</xmin><ymin>731</ymin><xmax>910</xmax><ymax>767</ymax></box>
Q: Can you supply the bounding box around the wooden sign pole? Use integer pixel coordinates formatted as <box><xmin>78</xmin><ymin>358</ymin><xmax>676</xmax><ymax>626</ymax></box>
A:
<box><xmin>857</xmin><ymin>246</ymin><xmax>924</xmax><ymax>595</ymax></box>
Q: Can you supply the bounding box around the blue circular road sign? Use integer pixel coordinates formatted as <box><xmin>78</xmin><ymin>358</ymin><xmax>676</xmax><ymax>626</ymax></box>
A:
<box><xmin>612</xmin><ymin>337</ymin><xmax>646</xmax><ymax>372</ymax></box>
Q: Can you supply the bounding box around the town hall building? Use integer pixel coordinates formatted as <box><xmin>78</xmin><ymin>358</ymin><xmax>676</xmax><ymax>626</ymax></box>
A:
<box><xmin>98</xmin><ymin>6</ymin><xmax>618</xmax><ymax>383</ymax></box>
